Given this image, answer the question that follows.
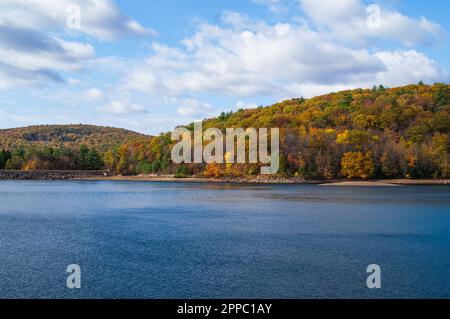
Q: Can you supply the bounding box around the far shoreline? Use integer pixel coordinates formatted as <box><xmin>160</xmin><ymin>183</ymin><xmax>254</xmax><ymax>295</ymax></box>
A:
<box><xmin>0</xmin><ymin>170</ymin><xmax>449</xmax><ymax>186</ymax></box>
<box><xmin>88</xmin><ymin>176</ymin><xmax>450</xmax><ymax>186</ymax></box>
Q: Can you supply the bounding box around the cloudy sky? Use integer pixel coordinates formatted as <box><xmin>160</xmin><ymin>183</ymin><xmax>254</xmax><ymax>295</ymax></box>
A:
<box><xmin>0</xmin><ymin>0</ymin><xmax>448</xmax><ymax>134</ymax></box>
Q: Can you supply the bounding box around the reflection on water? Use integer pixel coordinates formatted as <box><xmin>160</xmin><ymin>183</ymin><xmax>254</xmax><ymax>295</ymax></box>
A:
<box><xmin>0</xmin><ymin>181</ymin><xmax>449</xmax><ymax>299</ymax></box>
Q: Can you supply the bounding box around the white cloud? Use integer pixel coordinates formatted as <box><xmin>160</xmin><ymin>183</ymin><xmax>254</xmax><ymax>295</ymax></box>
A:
<box><xmin>124</xmin><ymin>23</ymin><xmax>381</xmax><ymax>97</ymax></box>
<box><xmin>299</xmin><ymin>0</ymin><xmax>443</xmax><ymax>46</ymax></box>
<box><xmin>374</xmin><ymin>50</ymin><xmax>445</xmax><ymax>86</ymax></box>
<box><xmin>221</xmin><ymin>11</ymin><xmax>252</xmax><ymax>29</ymax></box>
<box><xmin>107</xmin><ymin>100</ymin><xmax>146</xmax><ymax>114</ymax></box>
<box><xmin>168</xmin><ymin>97</ymin><xmax>213</xmax><ymax>117</ymax></box>
<box><xmin>0</xmin><ymin>0</ymin><xmax>152</xmax><ymax>90</ymax></box>
<box><xmin>67</xmin><ymin>78</ymin><xmax>82</xmax><ymax>85</ymax></box>
<box><xmin>85</xmin><ymin>88</ymin><xmax>104</xmax><ymax>101</ymax></box>
<box><xmin>124</xmin><ymin>71</ymin><xmax>159</xmax><ymax>92</ymax></box>
<box><xmin>122</xmin><ymin>14</ymin><xmax>445</xmax><ymax>99</ymax></box>
<box><xmin>236</xmin><ymin>101</ymin><xmax>259</xmax><ymax>110</ymax></box>
<box><xmin>300</xmin><ymin>0</ymin><xmax>363</xmax><ymax>26</ymax></box>
<box><xmin>0</xmin><ymin>25</ymin><xmax>95</xmax><ymax>89</ymax></box>
<box><xmin>284</xmin><ymin>51</ymin><xmax>445</xmax><ymax>98</ymax></box>
<box><xmin>0</xmin><ymin>0</ymin><xmax>154</xmax><ymax>41</ymax></box>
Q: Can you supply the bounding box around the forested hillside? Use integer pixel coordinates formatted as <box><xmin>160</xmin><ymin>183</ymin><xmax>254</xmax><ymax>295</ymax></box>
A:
<box><xmin>103</xmin><ymin>83</ymin><xmax>449</xmax><ymax>179</ymax></box>
<box><xmin>1</xmin><ymin>83</ymin><xmax>449</xmax><ymax>179</ymax></box>
<box><xmin>199</xmin><ymin>83</ymin><xmax>450</xmax><ymax>179</ymax></box>
<box><xmin>0</xmin><ymin>125</ymin><xmax>147</xmax><ymax>171</ymax></box>
<box><xmin>0</xmin><ymin>125</ymin><xmax>144</xmax><ymax>152</ymax></box>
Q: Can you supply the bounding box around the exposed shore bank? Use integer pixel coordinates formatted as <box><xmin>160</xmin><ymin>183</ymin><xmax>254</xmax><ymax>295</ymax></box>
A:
<box><xmin>95</xmin><ymin>176</ymin><xmax>450</xmax><ymax>186</ymax></box>
<box><xmin>319</xmin><ymin>179</ymin><xmax>450</xmax><ymax>186</ymax></box>
<box><xmin>0</xmin><ymin>170</ymin><xmax>449</xmax><ymax>185</ymax></box>
<box><xmin>0</xmin><ymin>170</ymin><xmax>110</xmax><ymax>180</ymax></box>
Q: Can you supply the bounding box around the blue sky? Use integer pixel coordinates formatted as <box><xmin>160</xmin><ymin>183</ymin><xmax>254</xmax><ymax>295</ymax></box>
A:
<box><xmin>0</xmin><ymin>0</ymin><xmax>448</xmax><ymax>134</ymax></box>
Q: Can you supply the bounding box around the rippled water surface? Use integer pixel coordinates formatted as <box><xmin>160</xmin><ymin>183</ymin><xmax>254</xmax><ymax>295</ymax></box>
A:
<box><xmin>0</xmin><ymin>181</ymin><xmax>449</xmax><ymax>298</ymax></box>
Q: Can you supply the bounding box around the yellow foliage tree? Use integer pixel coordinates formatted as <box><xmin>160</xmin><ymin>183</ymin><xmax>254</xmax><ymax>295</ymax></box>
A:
<box><xmin>341</xmin><ymin>151</ymin><xmax>375</xmax><ymax>180</ymax></box>
<box><xmin>204</xmin><ymin>162</ymin><xmax>222</xmax><ymax>178</ymax></box>
<box><xmin>23</xmin><ymin>159</ymin><xmax>38</xmax><ymax>171</ymax></box>
<box><xmin>429</xmin><ymin>133</ymin><xmax>449</xmax><ymax>177</ymax></box>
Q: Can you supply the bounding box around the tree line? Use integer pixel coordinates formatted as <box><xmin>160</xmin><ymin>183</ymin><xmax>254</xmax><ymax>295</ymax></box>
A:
<box><xmin>0</xmin><ymin>145</ymin><xmax>103</xmax><ymax>171</ymax></box>
<box><xmin>1</xmin><ymin>83</ymin><xmax>449</xmax><ymax>180</ymax></box>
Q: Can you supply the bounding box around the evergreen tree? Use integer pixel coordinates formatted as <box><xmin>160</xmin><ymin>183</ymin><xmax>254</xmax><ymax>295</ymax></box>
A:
<box><xmin>0</xmin><ymin>150</ymin><xmax>11</xmax><ymax>169</ymax></box>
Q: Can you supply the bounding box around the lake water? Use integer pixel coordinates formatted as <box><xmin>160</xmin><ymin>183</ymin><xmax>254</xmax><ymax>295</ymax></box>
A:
<box><xmin>0</xmin><ymin>181</ymin><xmax>449</xmax><ymax>299</ymax></box>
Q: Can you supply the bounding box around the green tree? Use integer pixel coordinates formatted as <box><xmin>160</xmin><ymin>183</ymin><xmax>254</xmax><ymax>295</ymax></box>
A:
<box><xmin>431</xmin><ymin>111</ymin><xmax>450</xmax><ymax>132</ymax></box>
<box><xmin>86</xmin><ymin>149</ymin><xmax>104</xmax><ymax>170</ymax></box>
<box><xmin>77</xmin><ymin>145</ymin><xmax>103</xmax><ymax>170</ymax></box>
<box><xmin>434</xmin><ymin>83</ymin><xmax>450</xmax><ymax>111</ymax></box>
<box><xmin>429</xmin><ymin>133</ymin><xmax>449</xmax><ymax>177</ymax></box>
<box><xmin>5</xmin><ymin>156</ymin><xmax>24</xmax><ymax>170</ymax></box>
<box><xmin>175</xmin><ymin>165</ymin><xmax>192</xmax><ymax>178</ymax></box>
<box><xmin>0</xmin><ymin>150</ymin><xmax>11</xmax><ymax>169</ymax></box>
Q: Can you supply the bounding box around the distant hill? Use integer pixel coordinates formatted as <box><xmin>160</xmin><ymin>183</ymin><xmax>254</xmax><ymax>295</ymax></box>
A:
<box><xmin>0</xmin><ymin>125</ymin><xmax>147</xmax><ymax>153</ymax></box>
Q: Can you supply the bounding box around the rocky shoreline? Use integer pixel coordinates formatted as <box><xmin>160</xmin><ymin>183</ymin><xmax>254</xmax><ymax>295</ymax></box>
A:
<box><xmin>0</xmin><ymin>170</ymin><xmax>449</xmax><ymax>185</ymax></box>
<box><xmin>87</xmin><ymin>175</ymin><xmax>450</xmax><ymax>185</ymax></box>
<box><xmin>218</xmin><ymin>176</ymin><xmax>312</xmax><ymax>184</ymax></box>
<box><xmin>0</xmin><ymin>170</ymin><xmax>110</xmax><ymax>180</ymax></box>
<box><xmin>0</xmin><ymin>170</ymin><xmax>309</xmax><ymax>182</ymax></box>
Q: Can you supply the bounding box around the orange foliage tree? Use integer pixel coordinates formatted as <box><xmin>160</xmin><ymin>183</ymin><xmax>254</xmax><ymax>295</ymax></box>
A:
<box><xmin>341</xmin><ymin>151</ymin><xmax>375</xmax><ymax>180</ymax></box>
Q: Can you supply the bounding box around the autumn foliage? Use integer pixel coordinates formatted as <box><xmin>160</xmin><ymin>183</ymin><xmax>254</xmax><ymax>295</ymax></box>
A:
<box><xmin>1</xmin><ymin>83</ymin><xmax>449</xmax><ymax>179</ymax></box>
<box><xmin>341</xmin><ymin>152</ymin><xmax>375</xmax><ymax>180</ymax></box>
